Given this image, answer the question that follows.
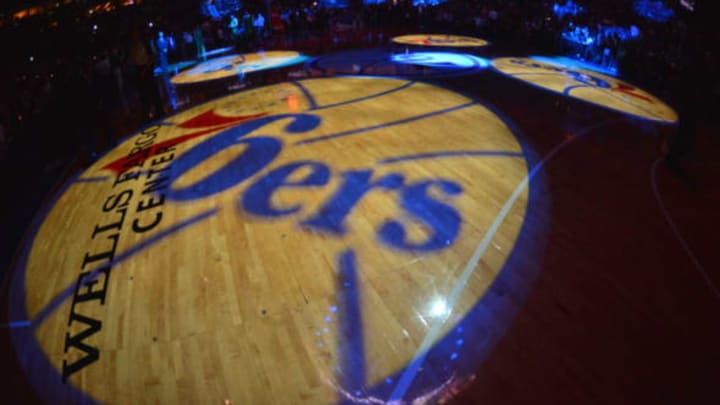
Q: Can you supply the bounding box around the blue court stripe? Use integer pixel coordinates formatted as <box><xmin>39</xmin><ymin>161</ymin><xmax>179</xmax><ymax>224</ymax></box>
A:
<box><xmin>291</xmin><ymin>81</ymin><xmax>318</xmax><ymax>110</ymax></box>
<box><xmin>314</xmin><ymin>81</ymin><xmax>415</xmax><ymax>111</ymax></box>
<box><xmin>336</xmin><ymin>249</ymin><xmax>366</xmax><ymax>393</ymax></box>
<box><xmin>563</xmin><ymin>84</ymin><xmax>590</xmax><ymax>96</ymax></box>
<box><xmin>388</xmin><ymin>117</ymin><xmax>627</xmax><ymax>401</ymax></box>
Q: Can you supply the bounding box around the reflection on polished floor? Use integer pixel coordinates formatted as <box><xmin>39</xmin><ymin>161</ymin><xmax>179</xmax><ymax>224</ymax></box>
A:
<box><xmin>2</xmin><ymin>35</ymin><xmax>720</xmax><ymax>405</ymax></box>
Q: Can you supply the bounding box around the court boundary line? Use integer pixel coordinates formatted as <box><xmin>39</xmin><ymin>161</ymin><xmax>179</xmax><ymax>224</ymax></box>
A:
<box><xmin>377</xmin><ymin>150</ymin><xmax>523</xmax><ymax>164</ymax></box>
<box><xmin>494</xmin><ymin>58</ymin><xmax>677</xmax><ymax>124</ymax></box>
<box><xmin>389</xmin><ymin>118</ymin><xmax>623</xmax><ymax>401</ymax></box>
<box><xmin>651</xmin><ymin>158</ymin><xmax>719</xmax><ymax>301</ymax></box>
<box><xmin>296</xmin><ymin>101</ymin><xmax>476</xmax><ymax>146</ymax></box>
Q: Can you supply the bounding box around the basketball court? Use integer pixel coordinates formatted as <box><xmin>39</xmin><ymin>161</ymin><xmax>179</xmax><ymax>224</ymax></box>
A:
<box><xmin>306</xmin><ymin>48</ymin><xmax>490</xmax><ymax>78</ymax></box>
<box><xmin>3</xmin><ymin>36</ymin><xmax>720</xmax><ymax>405</ymax></box>
<box><xmin>170</xmin><ymin>51</ymin><xmax>309</xmax><ymax>85</ymax></box>
<box><xmin>392</xmin><ymin>34</ymin><xmax>490</xmax><ymax>48</ymax></box>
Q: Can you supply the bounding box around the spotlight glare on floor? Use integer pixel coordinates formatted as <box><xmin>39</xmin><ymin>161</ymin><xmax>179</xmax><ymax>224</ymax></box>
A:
<box><xmin>429</xmin><ymin>298</ymin><xmax>450</xmax><ymax>318</ymax></box>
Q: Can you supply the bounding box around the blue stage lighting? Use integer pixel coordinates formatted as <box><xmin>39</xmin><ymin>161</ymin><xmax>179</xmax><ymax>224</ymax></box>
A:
<box><xmin>633</xmin><ymin>0</ymin><xmax>674</xmax><ymax>22</ymax></box>
<box><xmin>553</xmin><ymin>0</ymin><xmax>584</xmax><ymax>18</ymax></box>
<box><xmin>412</xmin><ymin>0</ymin><xmax>447</xmax><ymax>6</ymax></box>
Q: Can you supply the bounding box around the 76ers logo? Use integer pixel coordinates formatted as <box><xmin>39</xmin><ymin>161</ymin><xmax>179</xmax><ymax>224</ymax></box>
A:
<box><xmin>13</xmin><ymin>77</ymin><xmax>532</xmax><ymax>404</ymax></box>
<box><xmin>392</xmin><ymin>34</ymin><xmax>489</xmax><ymax>47</ymax></box>
<box><xmin>493</xmin><ymin>57</ymin><xmax>678</xmax><ymax>123</ymax></box>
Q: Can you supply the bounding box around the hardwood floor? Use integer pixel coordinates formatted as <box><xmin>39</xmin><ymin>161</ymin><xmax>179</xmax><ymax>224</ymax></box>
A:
<box><xmin>2</xmin><ymin>44</ymin><xmax>718</xmax><ymax>405</ymax></box>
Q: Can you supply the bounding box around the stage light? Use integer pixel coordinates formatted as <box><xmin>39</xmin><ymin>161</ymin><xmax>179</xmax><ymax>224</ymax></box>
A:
<box><xmin>287</xmin><ymin>94</ymin><xmax>299</xmax><ymax>112</ymax></box>
<box><xmin>29</xmin><ymin>56</ymin><xmax>34</xmax><ymax>62</ymax></box>
<box><xmin>553</xmin><ymin>1</ymin><xmax>584</xmax><ymax>18</ymax></box>
<box><xmin>633</xmin><ymin>0</ymin><xmax>674</xmax><ymax>22</ymax></box>
<box><xmin>429</xmin><ymin>298</ymin><xmax>450</xmax><ymax>318</ymax></box>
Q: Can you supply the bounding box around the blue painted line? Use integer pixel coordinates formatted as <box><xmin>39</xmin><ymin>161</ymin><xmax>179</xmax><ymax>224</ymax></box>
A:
<box><xmin>290</xmin><ymin>81</ymin><xmax>318</xmax><ymax>110</ymax></box>
<box><xmin>336</xmin><ymin>249</ymin><xmax>366</xmax><ymax>394</ymax></box>
<box><xmin>74</xmin><ymin>176</ymin><xmax>111</xmax><ymax>183</ymax></box>
<box><xmin>30</xmin><ymin>207</ymin><xmax>218</xmax><ymax>328</ymax></box>
<box><xmin>378</xmin><ymin>150</ymin><xmax>523</xmax><ymax>165</ymax></box>
<box><xmin>295</xmin><ymin>102</ymin><xmax>475</xmax><ymax>146</ymax></box>
<box><xmin>314</xmin><ymin>81</ymin><xmax>415</xmax><ymax>111</ymax></box>
<box><xmin>388</xmin><ymin>118</ymin><xmax>626</xmax><ymax>402</ymax></box>
<box><xmin>563</xmin><ymin>84</ymin><xmax>590</xmax><ymax>96</ymax></box>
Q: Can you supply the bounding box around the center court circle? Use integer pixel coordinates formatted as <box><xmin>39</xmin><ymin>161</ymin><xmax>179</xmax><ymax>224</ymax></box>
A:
<box><xmin>392</xmin><ymin>34</ymin><xmax>489</xmax><ymax>47</ymax></box>
<box><xmin>171</xmin><ymin>50</ymin><xmax>308</xmax><ymax>85</ymax></box>
<box><xmin>492</xmin><ymin>56</ymin><xmax>678</xmax><ymax>123</ymax></box>
<box><xmin>12</xmin><ymin>76</ymin><xmax>537</xmax><ymax>404</ymax></box>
